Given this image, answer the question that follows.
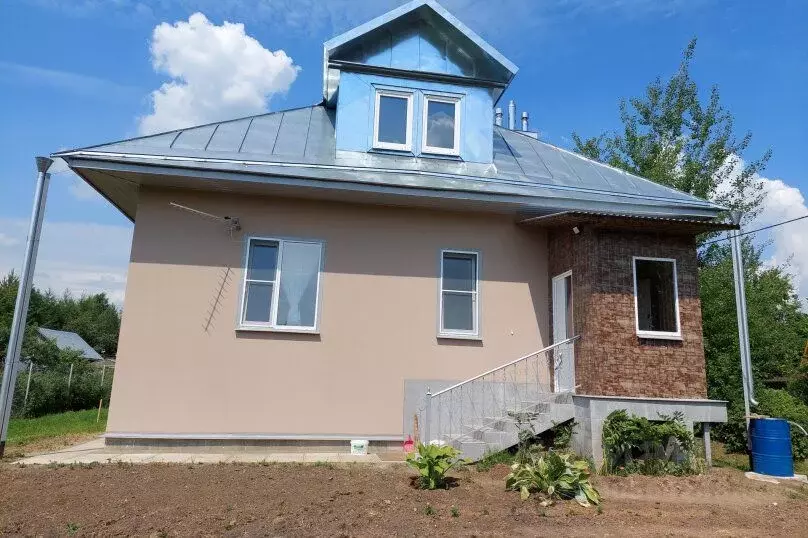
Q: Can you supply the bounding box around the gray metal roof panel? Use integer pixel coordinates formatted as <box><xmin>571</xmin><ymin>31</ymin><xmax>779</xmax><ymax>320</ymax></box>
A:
<box><xmin>37</xmin><ymin>328</ymin><xmax>103</xmax><ymax>361</ymax></box>
<box><xmin>56</xmin><ymin>104</ymin><xmax>723</xmax><ymax>218</ymax></box>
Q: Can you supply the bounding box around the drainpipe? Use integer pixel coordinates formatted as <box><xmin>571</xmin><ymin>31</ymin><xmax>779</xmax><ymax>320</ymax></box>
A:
<box><xmin>494</xmin><ymin>108</ymin><xmax>503</xmax><ymax>127</ymax></box>
<box><xmin>521</xmin><ymin>112</ymin><xmax>529</xmax><ymax>132</ymax></box>
<box><xmin>0</xmin><ymin>156</ymin><xmax>52</xmax><ymax>458</ymax></box>
<box><xmin>729</xmin><ymin>210</ymin><xmax>758</xmax><ymax>433</ymax></box>
<box><xmin>508</xmin><ymin>100</ymin><xmax>516</xmax><ymax>130</ymax></box>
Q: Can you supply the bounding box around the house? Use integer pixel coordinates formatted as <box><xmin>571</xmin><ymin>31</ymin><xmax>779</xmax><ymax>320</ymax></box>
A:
<box><xmin>54</xmin><ymin>0</ymin><xmax>728</xmax><ymax>462</ymax></box>
<box><xmin>36</xmin><ymin>328</ymin><xmax>103</xmax><ymax>362</ymax></box>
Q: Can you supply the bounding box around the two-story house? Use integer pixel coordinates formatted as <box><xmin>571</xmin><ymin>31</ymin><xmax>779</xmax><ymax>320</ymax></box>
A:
<box><xmin>55</xmin><ymin>0</ymin><xmax>728</xmax><ymax>462</ymax></box>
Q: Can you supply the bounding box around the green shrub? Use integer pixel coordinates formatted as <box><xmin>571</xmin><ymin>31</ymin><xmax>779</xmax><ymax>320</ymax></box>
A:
<box><xmin>406</xmin><ymin>442</ymin><xmax>468</xmax><ymax>490</ymax></box>
<box><xmin>505</xmin><ymin>451</ymin><xmax>600</xmax><ymax>506</ymax></box>
<box><xmin>715</xmin><ymin>388</ymin><xmax>808</xmax><ymax>460</ymax></box>
<box><xmin>8</xmin><ymin>362</ymin><xmax>113</xmax><ymax>418</ymax></box>
<box><xmin>601</xmin><ymin>410</ymin><xmax>699</xmax><ymax>475</ymax></box>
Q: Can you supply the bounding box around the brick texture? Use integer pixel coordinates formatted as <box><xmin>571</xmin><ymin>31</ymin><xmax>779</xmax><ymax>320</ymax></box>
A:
<box><xmin>548</xmin><ymin>226</ymin><xmax>707</xmax><ymax>399</ymax></box>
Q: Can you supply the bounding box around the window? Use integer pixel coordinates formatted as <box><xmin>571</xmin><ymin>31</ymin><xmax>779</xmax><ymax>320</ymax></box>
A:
<box><xmin>422</xmin><ymin>95</ymin><xmax>461</xmax><ymax>155</ymax></box>
<box><xmin>240</xmin><ymin>237</ymin><xmax>323</xmax><ymax>332</ymax></box>
<box><xmin>632</xmin><ymin>257</ymin><xmax>681</xmax><ymax>339</ymax></box>
<box><xmin>439</xmin><ymin>250</ymin><xmax>479</xmax><ymax>338</ymax></box>
<box><xmin>373</xmin><ymin>90</ymin><xmax>413</xmax><ymax>151</ymax></box>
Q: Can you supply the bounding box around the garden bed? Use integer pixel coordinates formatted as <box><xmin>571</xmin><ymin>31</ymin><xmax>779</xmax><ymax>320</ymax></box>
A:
<box><xmin>1</xmin><ymin>463</ymin><xmax>807</xmax><ymax>536</ymax></box>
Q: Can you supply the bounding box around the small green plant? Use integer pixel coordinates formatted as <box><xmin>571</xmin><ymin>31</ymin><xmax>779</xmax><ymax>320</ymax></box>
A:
<box><xmin>450</xmin><ymin>505</ymin><xmax>460</xmax><ymax>518</ymax></box>
<box><xmin>66</xmin><ymin>522</ymin><xmax>80</xmax><ymax>535</ymax></box>
<box><xmin>406</xmin><ymin>442</ymin><xmax>468</xmax><ymax>490</ymax></box>
<box><xmin>505</xmin><ymin>451</ymin><xmax>600</xmax><ymax>507</ymax></box>
<box><xmin>602</xmin><ymin>410</ymin><xmax>699</xmax><ymax>475</ymax></box>
<box><xmin>475</xmin><ymin>449</ymin><xmax>514</xmax><ymax>472</ymax></box>
<box><xmin>314</xmin><ymin>460</ymin><xmax>335</xmax><ymax>469</ymax></box>
<box><xmin>423</xmin><ymin>503</ymin><xmax>436</xmax><ymax>516</ymax></box>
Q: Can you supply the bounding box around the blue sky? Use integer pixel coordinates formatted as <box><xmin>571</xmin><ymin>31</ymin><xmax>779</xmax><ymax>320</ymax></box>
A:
<box><xmin>1</xmin><ymin>0</ymin><xmax>806</xmax><ymax>303</ymax></box>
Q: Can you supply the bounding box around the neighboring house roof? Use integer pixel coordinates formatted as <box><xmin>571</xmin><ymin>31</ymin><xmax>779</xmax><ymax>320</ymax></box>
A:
<box><xmin>37</xmin><ymin>328</ymin><xmax>103</xmax><ymax>361</ymax></box>
<box><xmin>55</xmin><ymin>105</ymin><xmax>724</xmax><ymax>221</ymax></box>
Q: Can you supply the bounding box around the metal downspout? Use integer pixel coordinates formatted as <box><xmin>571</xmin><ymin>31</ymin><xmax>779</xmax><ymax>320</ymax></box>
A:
<box><xmin>0</xmin><ymin>157</ymin><xmax>52</xmax><ymax>457</ymax></box>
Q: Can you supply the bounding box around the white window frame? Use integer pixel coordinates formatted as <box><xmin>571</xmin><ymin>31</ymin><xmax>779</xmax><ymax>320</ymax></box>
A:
<box><xmin>421</xmin><ymin>94</ymin><xmax>462</xmax><ymax>156</ymax></box>
<box><xmin>238</xmin><ymin>236</ymin><xmax>324</xmax><ymax>334</ymax></box>
<box><xmin>632</xmin><ymin>256</ymin><xmax>681</xmax><ymax>340</ymax></box>
<box><xmin>372</xmin><ymin>89</ymin><xmax>414</xmax><ymax>152</ymax></box>
<box><xmin>438</xmin><ymin>249</ymin><xmax>480</xmax><ymax>339</ymax></box>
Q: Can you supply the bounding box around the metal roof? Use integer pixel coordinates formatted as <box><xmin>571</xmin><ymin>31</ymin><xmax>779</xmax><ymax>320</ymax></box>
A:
<box><xmin>37</xmin><ymin>328</ymin><xmax>103</xmax><ymax>361</ymax></box>
<box><xmin>519</xmin><ymin>211</ymin><xmax>737</xmax><ymax>234</ymax></box>
<box><xmin>55</xmin><ymin>104</ymin><xmax>723</xmax><ymax>221</ymax></box>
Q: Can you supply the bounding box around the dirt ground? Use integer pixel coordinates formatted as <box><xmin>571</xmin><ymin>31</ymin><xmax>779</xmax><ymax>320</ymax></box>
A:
<box><xmin>1</xmin><ymin>463</ymin><xmax>807</xmax><ymax>537</ymax></box>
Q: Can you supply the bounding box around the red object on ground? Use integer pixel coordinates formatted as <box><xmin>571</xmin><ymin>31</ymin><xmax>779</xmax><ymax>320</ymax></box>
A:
<box><xmin>403</xmin><ymin>435</ymin><xmax>415</xmax><ymax>453</ymax></box>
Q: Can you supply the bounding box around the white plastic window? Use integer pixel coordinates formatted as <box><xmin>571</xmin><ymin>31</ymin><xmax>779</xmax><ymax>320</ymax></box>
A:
<box><xmin>241</xmin><ymin>238</ymin><xmax>323</xmax><ymax>331</ymax></box>
<box><xmin>373</xmin><ymin>90</ymin><xmax>413</xmax><ymax>151</ymax></box>
<box><xmin>422</xmin><ymin>95</ymin><xmax>461</xmax><ymax>155</ymax></box>
<box><xmin>439</xmin><ymin>250</ymin><xmax>479</xmax><ymax>337</ymax></box>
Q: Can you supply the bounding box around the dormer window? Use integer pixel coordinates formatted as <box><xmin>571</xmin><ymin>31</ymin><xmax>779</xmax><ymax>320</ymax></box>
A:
<box><xmin>373</xmin><ymin>89</ymin><xmax>413</xmax><ymax>151</ymax></box>
<box><xmin>422</xmin><ymin>95</ymin><xmax>461</xmax><ymax>156</ymax></box>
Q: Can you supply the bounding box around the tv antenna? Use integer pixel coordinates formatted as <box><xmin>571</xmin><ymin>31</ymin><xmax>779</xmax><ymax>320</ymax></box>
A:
<box><xmin>170</xmin><ymin>202</ymin><xmax>242</xmax><ymax>236</ymax></box>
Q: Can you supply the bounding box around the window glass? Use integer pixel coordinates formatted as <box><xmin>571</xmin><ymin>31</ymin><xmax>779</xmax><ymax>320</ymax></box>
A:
<box><xmin>442</xmin><ymin>253</ymin><xmax>475</xmax><ymax>291</ymax></box>
<box><xmin>244</xmin><ymin>283</ymin><xmax>273</xmax><ymax>323</ymax></box>
<box><xmin>635</xmin><ymin>259</ymin><xmax>678</xmax><ymax>333</ymax></box>
<box><xmin>425</xmin><ymin>100</ymin><xmax>456</xmax><ymax>149</ymax></box>
<box><xmin>442</xmin><ymin>292</ymin><xmax>474</xmax><ymax>331</ymax></box>
<box><xmin>277</xmin><ymin>242</ymin><xmax>321</xmax><ymax>327</ymax></box>
<box><xmin>247</xmin><ymin>242</ymin><xmax>278</xmax><ymax>281</ymax></box>
<box><xmin>377</xmin><ymin>95</ymin><xmax>409</xmax><ymax>145</ymax></box>
<box><xmin>440</xmin><ymin>251</ymin><xmax>478</xmax><ymax>335</ymax></box>
<box><xmin>241</xmin><ymin>239</ymin><xmax>323</xmax><ymax>330</ymax></box>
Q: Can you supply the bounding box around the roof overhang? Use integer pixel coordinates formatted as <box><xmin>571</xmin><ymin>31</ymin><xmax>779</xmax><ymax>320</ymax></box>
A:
<box><xmin>59</xmin><ymin>151</ymin><xmax>728</xmax><ymax>223</ymax></box>
<box><xmin>519</xmin><ymin>211</ymin><xmax>736</xmax><ymax>235</ymax></box>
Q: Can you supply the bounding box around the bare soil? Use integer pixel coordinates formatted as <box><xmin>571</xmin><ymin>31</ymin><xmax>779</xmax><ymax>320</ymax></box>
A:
<box><xmin>1</xmin><ymin>463</ymin><xmax>807</xmax><ymax>536</ymax></box>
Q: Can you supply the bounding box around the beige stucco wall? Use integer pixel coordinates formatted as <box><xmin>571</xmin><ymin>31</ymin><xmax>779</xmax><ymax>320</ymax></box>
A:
<box><xmin>108</xmin><ymin>188</ymin><xmax>550</xmax><ymax>437</ymax></box>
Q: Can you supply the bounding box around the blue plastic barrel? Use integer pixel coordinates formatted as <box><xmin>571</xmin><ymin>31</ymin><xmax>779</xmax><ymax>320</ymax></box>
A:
<box><xmin>749</xmin><ymin>418</ymin><xmax>794</xmax><ymax>477</ymax></box>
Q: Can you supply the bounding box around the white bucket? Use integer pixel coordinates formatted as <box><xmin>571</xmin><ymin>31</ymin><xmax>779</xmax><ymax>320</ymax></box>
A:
<box><xmin>350</xmin><ymin>439</ymin><xmax>369</xmax><ymax>455</ymax></box>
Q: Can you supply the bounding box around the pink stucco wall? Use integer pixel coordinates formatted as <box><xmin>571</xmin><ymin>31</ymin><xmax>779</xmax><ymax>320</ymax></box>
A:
<box><xmin>107</xmin><ymin>188</ymin><xmax>550</xmax><ymax>437</ymax></box>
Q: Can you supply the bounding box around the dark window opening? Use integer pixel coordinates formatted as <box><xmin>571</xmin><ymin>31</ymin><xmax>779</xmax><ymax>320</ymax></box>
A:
<box><xmin>634</xmin><ymin>259</ymin><xmax>678</xmax><ymax>334</ymax></box>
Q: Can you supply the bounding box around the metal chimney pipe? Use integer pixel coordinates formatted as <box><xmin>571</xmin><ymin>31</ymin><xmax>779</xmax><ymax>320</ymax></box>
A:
<box><xmin>508</xmin><ymin>100</ymin><xmax>516</xmax><ymax>130</ymax></box>
<box><xmin>494</xmin><ymin>108</ymin><xmax>503</xmax><ymax>127</ymax></box>
<box><xmin>522</xmin><ymin>112</ymin><xmax>529</xmax><ymax>132</ymax></box>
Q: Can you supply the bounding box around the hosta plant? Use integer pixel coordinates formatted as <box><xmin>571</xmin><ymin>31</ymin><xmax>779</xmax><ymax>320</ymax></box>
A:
<box><xmin>505</xmin><ymin>451</ymin><xmax>601</xmax><ymax>507</ymax></box>
<box><xmin>406</xmin><ymin>442</ymin><xmax>468</xmax><ymax>490</ymax></box>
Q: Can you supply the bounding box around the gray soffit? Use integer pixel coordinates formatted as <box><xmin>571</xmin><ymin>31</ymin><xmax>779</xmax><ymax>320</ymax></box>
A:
<box><xmin>37</xmin><ymin>328</ymin><xmax>103</xmax><ymax>361</ymax></box>
<box><xmin>55</xmin><ymin>105</ymin><xmax>724</xmax><ymax>222</ymax></box>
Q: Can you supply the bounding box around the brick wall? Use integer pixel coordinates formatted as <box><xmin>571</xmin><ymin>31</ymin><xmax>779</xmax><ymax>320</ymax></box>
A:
<box><xmin>548</xmin><ymin>226</ymin><xmax>707</xmax><ymax>399</ymax></box>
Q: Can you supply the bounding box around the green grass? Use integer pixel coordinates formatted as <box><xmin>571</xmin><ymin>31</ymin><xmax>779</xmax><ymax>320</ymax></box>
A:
<box><xmin>712</xmin><ymin>441</ymin><xmax>808</xmax><ymax>475</ymax></box>
<box><xmin>476</xmin><ymin>449</ymin><xmax>515</xmax><ymax>472</ymax></box>
<box><xmin>7</xmin><ymin>408</ymin><xmax>108</xmax><ymax>447</ymax></box>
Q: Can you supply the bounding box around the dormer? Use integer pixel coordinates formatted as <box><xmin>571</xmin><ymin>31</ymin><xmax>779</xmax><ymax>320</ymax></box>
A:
<box><xmin>327</xmin><ymin>0</ymin><xmax>517</xmax><ymax>165</ymax></box>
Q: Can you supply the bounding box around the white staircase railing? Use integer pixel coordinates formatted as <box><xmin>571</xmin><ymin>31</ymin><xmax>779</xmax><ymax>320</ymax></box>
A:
<box><xmin>423</xmin><ymin>336</ymin><xmax>579</xmax><ymax>446</ymax></box>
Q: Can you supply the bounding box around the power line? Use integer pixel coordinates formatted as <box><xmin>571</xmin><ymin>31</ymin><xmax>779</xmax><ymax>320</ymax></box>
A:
<box><xmin>703</xmin><ymin>213</ymin><xmax>808</xmax><ymax>246</ymax></box>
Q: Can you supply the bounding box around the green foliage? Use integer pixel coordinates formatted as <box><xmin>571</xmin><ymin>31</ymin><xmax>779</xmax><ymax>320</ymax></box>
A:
<box><xmin>476</xmin><ymin>448</ymin><xmax>515</xmax><ymax>472</ymax></box>
<box><xmin>602</xmin><ymin>410</ymin><xmax>700</xmax><ymax>476</ymax></box>
<box><xmin>505</xmin><ymin>451</ymin><xmax>600</xmax><ymax>507</ymax></box>
<box><xmin>406</xmin><ymin>443</ymin><xmax>467</xmax><ymax>490</ymax></box>
<box><xmin>572</xmin><ymin>38</ymin><xmax>770</xmax><ymax>222</ymax></box>
<box><xmin>423</xmin><ymin>503</ymin><xmax>436</xmax><ymax>516</ymax></box>
<box><xmin>549</xmin><ymin>420</ymin><xmax>576</xmax><ymax>451</ymax></box>
<box><xmin>5</xmin><ymin>360</ymin><xmax>113</xmax><ymax>418</ymax></box>
<box><xmin>0</xmin><ymin>271</ymin><xmax>121</xmax><ymax>365</ymax></box>
<box><xmin>757</xmin><ymin>389</ymin><xmax>808</xmax><ymax>459</ymax></box>
<box><xmin>450</xmin><ymin>505</ymin><xmax>460</xmax><ymax>518</ymax></box>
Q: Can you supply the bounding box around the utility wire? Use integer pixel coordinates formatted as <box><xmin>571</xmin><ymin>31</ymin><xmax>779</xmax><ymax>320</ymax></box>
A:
<box><xmin>703</xmin><ymin>213</ymin><xmax>808</xmax><ymax>246</ymax></box>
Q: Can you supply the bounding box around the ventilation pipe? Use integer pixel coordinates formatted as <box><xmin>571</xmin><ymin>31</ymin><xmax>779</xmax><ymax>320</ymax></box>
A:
<box><xmin>508</xmin><ymin>100</ymin><xmax>516</xmax><ymax>130</ymax></box>
<box><xmin>494</xmin><ymin>107</ymin><xmax>503</xmax><ymax>126</ymax></box>
<box><xmin>522</xmin><ymin>112</ymin><xmax>529</xmax><ymax>132</ymax></box>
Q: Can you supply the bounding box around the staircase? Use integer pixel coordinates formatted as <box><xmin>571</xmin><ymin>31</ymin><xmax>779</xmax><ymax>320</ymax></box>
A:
<box><xmin>422</xmin><ymin>337</ymin><xmax>578</xmax><ymax>460</ymax></box>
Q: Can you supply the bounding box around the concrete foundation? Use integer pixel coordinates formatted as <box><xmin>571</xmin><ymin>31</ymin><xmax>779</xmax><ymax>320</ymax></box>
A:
<box><xmin>104</xmin><ymin>436</ymin><xmax>403</xmax><ymax>454</ymax></box>
<box><xmin>571</xmin><ymin>395</ymin><xmax>727</xmax><ymax>467</ymax></box>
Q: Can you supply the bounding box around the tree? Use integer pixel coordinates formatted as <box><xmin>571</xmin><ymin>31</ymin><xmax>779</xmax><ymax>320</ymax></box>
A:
<box><xmin>0</xmin><ymin>271</ymin><xmax>122</xmax><ymax>366</ymax></box>
<box><xmin>572</xmin><ymin>39</ymin><xmax>771</xmax><ymax>221</ymax></box>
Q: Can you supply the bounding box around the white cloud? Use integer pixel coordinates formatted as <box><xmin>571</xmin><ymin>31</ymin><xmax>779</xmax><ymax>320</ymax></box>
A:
<box><xmin>752</xmin><ymin>178</ymin><xmax>808</xmax><ymax>304</ymax></box>
<box><xmin>0</xmin><ymin>219</ymin><xmax>133</xmax><ymax>305</ymax></box>
<box><xmin>138</xmin><ymin>12</ymin><xmax>300</xmax><ymax>134</ymax></box>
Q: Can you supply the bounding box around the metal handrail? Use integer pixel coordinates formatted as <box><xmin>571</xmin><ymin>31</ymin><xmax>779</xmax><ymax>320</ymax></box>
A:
<box><xmin>430</xmin><ymin>335</ymin><xmax>581</xmax><ymax>398</ymax></box>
